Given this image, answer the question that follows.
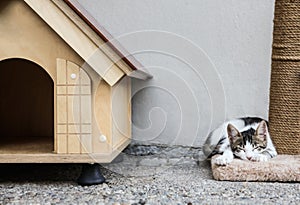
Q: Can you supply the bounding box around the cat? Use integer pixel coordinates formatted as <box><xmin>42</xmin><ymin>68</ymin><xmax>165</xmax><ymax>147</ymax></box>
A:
<box><xmin>203</xmin><ymin>117</ymin><xmax>277</xmax><ymax>165</ymax></box>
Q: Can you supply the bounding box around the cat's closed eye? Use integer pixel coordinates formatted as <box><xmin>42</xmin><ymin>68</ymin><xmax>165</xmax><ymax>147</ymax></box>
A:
<box><xmin>236</xmin><ymin>147</ymin><xmax>244</xmax><ymax>152</ymax></box>
<box><xmin>254</xmin><ymin>147</ymin><xmax>264</xmax><ymax>152</ymax></box>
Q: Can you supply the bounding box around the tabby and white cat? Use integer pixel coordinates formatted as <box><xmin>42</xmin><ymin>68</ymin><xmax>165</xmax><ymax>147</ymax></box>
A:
<box><xmin>203</xmin><ymin>117</ymin><xmax>277</xmax><ymax>165</ymax></box>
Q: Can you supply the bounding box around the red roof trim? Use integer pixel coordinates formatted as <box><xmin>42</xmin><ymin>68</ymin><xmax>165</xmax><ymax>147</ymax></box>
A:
<box><xmin>63</xmin><ymin>0</ymin><xmax>139</xmax><ymax>71</ymax></box>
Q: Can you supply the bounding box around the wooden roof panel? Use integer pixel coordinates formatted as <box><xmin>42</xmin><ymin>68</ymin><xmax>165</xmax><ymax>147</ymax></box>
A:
<box><xmin>63</xmin><ymin>0</ymin><xmax>152</xmax><ymax>80</ymax></box>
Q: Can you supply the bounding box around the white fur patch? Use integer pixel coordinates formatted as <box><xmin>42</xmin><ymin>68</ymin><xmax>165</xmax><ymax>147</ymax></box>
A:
<box><xmin>212</xmin><ymin>150</ymin><xmax>233</xmax><ymax>166</ymax></box>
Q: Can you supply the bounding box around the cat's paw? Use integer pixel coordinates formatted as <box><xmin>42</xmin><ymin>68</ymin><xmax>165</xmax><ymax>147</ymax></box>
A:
<box><xmin>212</xmin><ymin>155</ymin><xmax>233</xmax><ymax>166</ymax></box>
<box><xmin>251</xmin><ymin>154</ymin><xmax>268</xmax><ymax>162</ymax></box>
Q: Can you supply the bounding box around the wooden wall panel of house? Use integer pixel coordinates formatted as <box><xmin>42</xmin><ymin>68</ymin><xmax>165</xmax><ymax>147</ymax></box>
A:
<box><xmin>94</xmin><ymin>81</ymin><xmax>113</xmax><ymax>154</ymax></box>
<box><xmin>56</xmin><ymin>59</ymin><xmax>92</xmax><ymax>154</ymax></box>
<box><xmin>0</xmin><ymin>0</ymin><xmax>85</xmax><ymax>80</ymax></box>
<box><xmin>112</xmin><ymin>77</ymin><xmax>131</xmax><ymax>149</ymax></box>
<box><xmin>25</xmin><ymin>0</ymin><xmax>125</xmax><ymax>86</ymax></box>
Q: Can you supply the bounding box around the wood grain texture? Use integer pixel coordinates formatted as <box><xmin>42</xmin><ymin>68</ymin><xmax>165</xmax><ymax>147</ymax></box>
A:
<box><xmin>112</xmin><ymin>77</ymin><xmax>131</xmax><ymax>149</ymax></box>
<box><xmin>24</xmin><ymin>0</ymin><xmax>125</xmax><ymax>86</ymax></box>
<box><xmin>53</xmin><ymin>0</ymin><xmax>135</xmax><ymax>76</ymax></box>
<box><xmin>0</xmin><ymin>1</ymin><xmax>132</xmax><ymax>163</ymax></box>
<box><xmin>0</xmin><ymin>138</ymin><xmax>130</xmax><ymax>163</ymax></box>
<box><xmin>0</xmin><ymin>136</ymin><xmax>53</xmax><ymax>154</ymax></box>
<box><xmin>56</xmin><ymin>59</ymin><xmax>92</xmax><ymax>154</ymax></box>
<box><xmin>94</xmin><ymin>81</ymin><xmax>112</xmax><ymax>154</ymax></box>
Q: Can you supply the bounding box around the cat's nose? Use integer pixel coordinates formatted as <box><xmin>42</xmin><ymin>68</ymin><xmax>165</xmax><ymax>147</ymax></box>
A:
<box><xmin>247</xmin><ymin>156</ymin><xmax>252</xmax><ymax>160</ymax></box>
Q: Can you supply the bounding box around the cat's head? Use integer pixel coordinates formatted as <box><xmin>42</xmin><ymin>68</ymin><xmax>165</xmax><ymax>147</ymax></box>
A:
<box><xmin>227</xmin><ymin>121</ymin><xmax>268</xmax><ymax>161</ymax></box>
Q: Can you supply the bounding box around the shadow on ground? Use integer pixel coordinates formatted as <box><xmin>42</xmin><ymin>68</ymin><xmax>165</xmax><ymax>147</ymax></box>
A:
<box><xmin>0</xmin><ymin>164</ymin><xmax>82</xmax><ymax>182</ymax></box>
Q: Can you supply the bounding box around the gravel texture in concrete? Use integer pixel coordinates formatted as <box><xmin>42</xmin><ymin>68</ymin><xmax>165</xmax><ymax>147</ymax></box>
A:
<box><xmin>0</xmin><ymin>145</ymin><xmax>299</xmax><ymax>204</ymax></box>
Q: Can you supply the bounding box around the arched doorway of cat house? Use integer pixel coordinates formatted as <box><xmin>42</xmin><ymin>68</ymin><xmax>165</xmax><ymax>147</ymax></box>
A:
<box><xmin>0</xmin><ymin>58</ymin><xmax>54</xmax><ymax>154</ymax></box>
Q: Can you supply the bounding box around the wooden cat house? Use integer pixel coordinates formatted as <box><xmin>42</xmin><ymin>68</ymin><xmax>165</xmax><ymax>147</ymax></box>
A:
<box><xmin>0</xmin><ymin>0</ymin><xmax>151</xmax><ymax>164</ymax></box>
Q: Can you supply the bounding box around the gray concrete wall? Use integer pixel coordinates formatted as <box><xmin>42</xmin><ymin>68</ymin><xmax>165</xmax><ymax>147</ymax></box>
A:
<box><xmin>77</xmin><ymin>0</ymin><xmax>275</xmax><ymax>147</ymax></box>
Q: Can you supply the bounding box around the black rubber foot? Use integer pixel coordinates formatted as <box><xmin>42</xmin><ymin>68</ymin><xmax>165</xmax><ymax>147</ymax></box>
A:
<box><xmin>77</xmin><ymin>164</ymin><xmax>106</xmax><ymax>186</ymax></box>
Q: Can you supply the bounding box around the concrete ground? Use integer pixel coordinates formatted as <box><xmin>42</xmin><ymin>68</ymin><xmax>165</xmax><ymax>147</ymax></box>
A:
<box><xmin>0</xmin><ymin>145</ymin><xmax>299</xmax><ymax>205</ymax></box>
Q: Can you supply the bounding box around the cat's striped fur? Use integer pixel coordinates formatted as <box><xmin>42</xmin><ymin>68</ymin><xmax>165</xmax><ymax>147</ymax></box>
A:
<box><xmin>203</xmin><ymin>117</ymin><xmax>277</xmax><ymax>165</ymax></box>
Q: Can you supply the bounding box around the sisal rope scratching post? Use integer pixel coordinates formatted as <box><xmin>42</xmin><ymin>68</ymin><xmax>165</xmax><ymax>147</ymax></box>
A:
<box><xmin>211</xmin><ymin>0</ymin><xmax>300</xmax><ymax>181</ymax></box>
<box><xmin>269</xmin><ymin>0</ymin><xmax>300</xmax><ymax>154</ymax></box>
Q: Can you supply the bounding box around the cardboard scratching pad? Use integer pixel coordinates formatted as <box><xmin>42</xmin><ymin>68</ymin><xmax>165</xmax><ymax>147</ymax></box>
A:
<box><xmin>212</xmin><ymin>155</ymin><xmax>300</xmax><ymax>182</ymax></box>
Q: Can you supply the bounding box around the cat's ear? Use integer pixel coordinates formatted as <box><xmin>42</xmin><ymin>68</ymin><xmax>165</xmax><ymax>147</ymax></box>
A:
<box><xmin>227</xmin><ymin>124</ymin><xmax>240</xmax><ymax>143</ymax></box>
<box><xmin>256</xmin><ymin>120</ymin><xmax>268</xmax><ymax>141</ymax></box>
